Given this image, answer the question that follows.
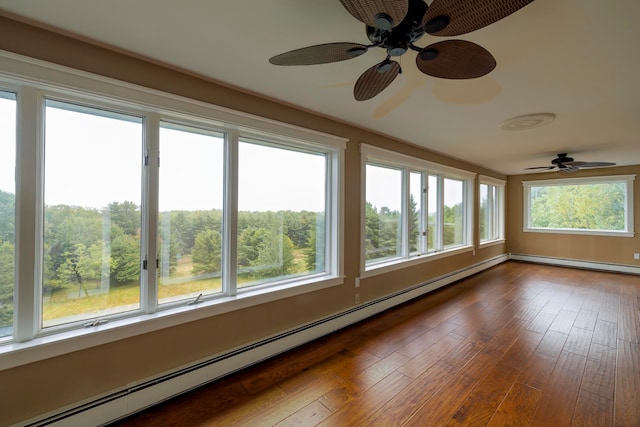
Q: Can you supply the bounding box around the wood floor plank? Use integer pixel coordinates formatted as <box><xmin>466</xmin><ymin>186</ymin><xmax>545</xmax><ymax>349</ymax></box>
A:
<box><xmin>446</xmin><ymin>362</ymin><xmax>521</xmax><ymax>426</ymax></box>
<box><xmin>110</xmin><ymin>263</ymin><xmax>640</xmax><ymax>427</ymax></box>
<box><xmin>572</xmin><ymin>390</ymin><xmax>613</xmax><ymax>427</ymax></box>
<box><xmin>396</xmin><ymin>333</ymin><xmax>464</xmax><ymax>379</ymax></box>
<box><xmin>564</xmin><ymin>325</ymin><xmax>594</xmax><ymax>357</ymax></box>
<box><xmin>530</xmin><ymin>351</ymin><xmax>587</xmax><ymax>425</ymax></box>
<box><xmin>592</xmin><ymin>319</ymin><xmax>618</xmax><ymax>349</ymax></box>
<box><xmin>582</xmin><ymin>342</ymin><xmax>616</xmax><ymax>400</ymax></box>
<box><xmin>614</xmin><ymin>340</ymin><xmax>640</xmax><ymax>426</ymax></box>
<box><xmin>273</xmin><ymin>400</ymin><xmax>332</xmax><ymax>427</ymax></box>
<box><xmin>402</xmin><ymin>372</ymin><xmax>477</xmax><ymax>426</ymax></box>
<box><xmin>486</xmin><ymin>382</ymin><xmax>542</xmax><ymax>427</ymax></box>
<box><xmin>316</xmin><ymin>371</ymin><xmax>412</xmax><ymax>427</ymax></box>
<box><xmin>574</xmin><ymin>308</ymin><xmax>599</xmax><ymax>331</ymax></box>
<box><xmin>362</xmin><ymin>362</ymin><xmax>456</xmax><ymax>426</ymax></box>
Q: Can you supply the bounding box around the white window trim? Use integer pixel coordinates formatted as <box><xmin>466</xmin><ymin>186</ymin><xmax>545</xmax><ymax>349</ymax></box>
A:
<box><xmin>360</xmin><ymin>144</ymin><xmax>475</xmax><ymax>277</ymax></box>
<box><xmin>479</xmin><ymin>175</ymin><xmax>506</xmax><ymax>245</ymax></box>
<box><xmin>0</xmin><ymin>50</ymin><xmax>347</xmax><ymax>369</ymax></box>
<box><xmin>522</xmin><ymin>174</ymin><xmax>635</xmax><ymax>237</ymax></box>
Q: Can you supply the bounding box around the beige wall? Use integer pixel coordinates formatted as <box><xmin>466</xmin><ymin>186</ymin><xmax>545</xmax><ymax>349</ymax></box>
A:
<box><xmin>0</xmin><ymin>16</ymin><xmax>508</xmax><ymax>424</ymax></box>
<box><xmin>507</xmin><ymin>165</ymin><xmax>640</xmax><ymax>266</ymax></box>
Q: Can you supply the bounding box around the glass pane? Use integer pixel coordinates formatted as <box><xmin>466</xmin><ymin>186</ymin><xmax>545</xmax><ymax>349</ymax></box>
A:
<box><xmin>427</xmin><ymin>175</ymin><xmax>438</xmax><ymax>252</ymax></box>
<box><xmin>529</xmin><ymin>183</ymin><xmax>626</xmax><ymax>231</ymax></box>
<box><xmin>443</xmin><ymin>178</ymin><xmax>464</xmax><ymax>248</ymax></box>
<box><xmin>479</xmin><ymin>184</ymin><xmax>488</xmax><ymax>241</ymax></box>
<box><xmin>158</xmin><ymin>124</ymin><xmax>225</xmax><ymax>304</ymax></box>
<box><xmin>409</xmin><ymin>171</ymin><xmax>422</xmax><ymax>255</ymax></box>
<box><xmin>0</xmin><ymin>92</ymin><xmax>16</xmax><ymax>338</ymax></box>
<box><xmin>43</xmin><ymin>101</ymin><xmax>142</xmax><ymax>327</ymax></box>
<box><xmin>238</xmin><ymin>140</ymin><xmax>326</xmax><ymax>288</ymax></box>
<box><xmin>365</xmin><ymin>164</ymin><xmax>402</xmax><ymax>264</ymax></box>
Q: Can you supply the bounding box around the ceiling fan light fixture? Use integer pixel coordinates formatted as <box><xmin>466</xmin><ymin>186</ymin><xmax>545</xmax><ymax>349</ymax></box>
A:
<box><xmin>419</xmin><ymin>48</ymin><xmax>439</xmax><ymax>61</ymax></box>
<box><xmin>499</xmin><ymin>113</ymin><xmax>555</xmax><ymax>131</ymax></box>
<box><xmin>374</xmin><ymin>13</ymin><xmax>393</xmax><ymax>30</ymax></box>
<box><xmin>425</xmin><ymin>15</ymin><xmax>450</xmax><ymax>33</ymax></box>
<box><xmin>346</xmin><ymin>46</ymin><xmax>368</xmax><ymax>57</ymax></box>
<box><xmin>377</xmin><ymin>60</ymin><xmax>393</xmax><ymax>73</ymax></box>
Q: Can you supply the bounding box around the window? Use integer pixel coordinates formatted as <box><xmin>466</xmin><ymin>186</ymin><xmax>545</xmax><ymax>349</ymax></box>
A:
<box><xmin>361</xmin><ymin>144</ymin><xmax>474</xmax><ymax>274</ymax></box>
<box><xmin>157</xmin><ymin>123</ymin><xmax>225</xmax><ymax>305</ymax></box>
<box><xmin>365</xmin><ymin>163</ymin><xmax>402</xmax><ymax>264</ymax></box>
<box><xmin>42</xmin><ymin>100</ymin><xmax>143</xmax><ymax>327</ymax></box>
<box><xmin>237</xmin><ymin>138</ymin><xmax>328</xmax><ymax>288</ymax></box>
<box><xmin>479</xmin><ymin>176</ymin><xmax>505</xmax><ymax>244</ymax></box>
<box><xmin>0</xmin><ymin>91</ymin><xmax>16</xmax><ymax>338</ymax></box>
<box><xmin>1</xmin><ymin>51</ymin><xmax>344</xmax><ymax>355</ymax></box>
<box><xmin>523</xmin><ymin>175</ymin><xmax>635</xmax><ymax>237</ymax></box>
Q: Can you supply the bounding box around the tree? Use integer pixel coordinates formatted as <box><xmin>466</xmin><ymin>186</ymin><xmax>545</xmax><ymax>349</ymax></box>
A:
<box><xmin>57</xmin><ymin>243</ymin><xmax>101</xmax><ymax>297</ymax></box>
<box><xmin>108</xmin><ymin>201</ymin><xmax>140</xmax><ymax>236</ymax></box>
<box><xmin>191</xmin><ymin>229</ymin><xmax>222</xmax><ymax>274</ymax></box>
<box><xmin>0</xmin><ymin>239</ymin><xmax>14</xmax><ymax>328</ymax></box>
<box><xmin>365</xmin><ymin>201</ymin><xmax>381</xmax><ymax>259</ymax></box>
<box><xmin>408</xmin><ymin>193</ymin><xmax>419</xmax><ymax>253</ymax></box>
<box><xmin>110</xmin><ymin>230</ymin><xmax>140</xmax><ymax>284</ymax></box>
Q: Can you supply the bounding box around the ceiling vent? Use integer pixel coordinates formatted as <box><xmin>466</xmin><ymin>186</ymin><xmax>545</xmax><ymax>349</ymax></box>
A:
<box><xmin>499</xmin><ymin>113</ymin><xmax>555</xmax><ymax>131</ymax></box>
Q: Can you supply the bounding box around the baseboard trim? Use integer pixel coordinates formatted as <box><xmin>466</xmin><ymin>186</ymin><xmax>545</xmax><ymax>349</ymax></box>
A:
<box><xmin>17</xmin><ymin>254</ymin><xmax>508</xmax><ymax>427</ymax></box>
<box><xmin>509</xmin><ymin>254</ymin><xmax>640</xmax><ymax>275</ymax></box>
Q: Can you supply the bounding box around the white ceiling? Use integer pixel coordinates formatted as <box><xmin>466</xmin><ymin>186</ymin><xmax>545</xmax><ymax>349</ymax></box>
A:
<box><xmin>1</xmin><ymin>0</ymin><xmax>639</xmax><ymax>175</ymax></box>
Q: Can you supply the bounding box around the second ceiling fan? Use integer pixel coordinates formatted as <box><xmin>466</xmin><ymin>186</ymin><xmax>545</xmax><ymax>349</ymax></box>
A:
<box><xmin>269</xmin><ymin>0</ymin><xmax>535</xmax><ymax>101</ymax></box>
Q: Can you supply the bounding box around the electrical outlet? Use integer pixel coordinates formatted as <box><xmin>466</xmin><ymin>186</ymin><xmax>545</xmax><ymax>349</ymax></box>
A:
<box><xmin>355</xmin><ymin>293</ymin><xmax>360</xmax><ymax>304</ymax></box>
<box><xmin>634</xmin><ymin>253</ymin><xmax>640</xmax><ymax>260</ymax></box>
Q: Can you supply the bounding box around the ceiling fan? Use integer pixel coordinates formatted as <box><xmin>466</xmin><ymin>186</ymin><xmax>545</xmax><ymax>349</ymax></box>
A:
<box><xmin>269</xmin><ymin>0</ymin><xmax>534</xmax><ymax>101</ymax></box>
<box><xmin>525</xmin><ymin>153</ymin><xmax>617</xmax><ymax>173</ymax></box>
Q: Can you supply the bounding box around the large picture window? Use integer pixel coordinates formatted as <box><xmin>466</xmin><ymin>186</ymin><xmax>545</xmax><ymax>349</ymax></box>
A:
<box><xmin>1</xmin><ymin>56</ymin><xmax>344</xmax><ymax>351</ymax></box>
<box><xmin>523</xmin><ymin>175</ymin><xmax>635</xmax><ymax>237</ymax></box>
<box><xmin>0</xmin><ymin>91</ymin><xmax>16</xmax><ymax>338</ymax></box>
<box><xmin>361</xmin><ymin>144</ymin><xmax>474</xmax><ymax>274</ymax></box>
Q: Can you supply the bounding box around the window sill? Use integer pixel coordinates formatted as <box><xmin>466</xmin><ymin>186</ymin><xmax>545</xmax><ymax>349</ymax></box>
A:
<box><xmin>0</xmin><ymin>275</ymin><xmax>343</xmax><ymax>371</ymax></box>
<box><xmin>479</xmin><ymin>239</ymin><xmax>506</xmax><ymax>248</ymax></box>
<box><xmin>362</xmin><ymin>245</ymin><xmax>474</xmax><ymax>278</ymax></box>
<box><xmin>523</xmin><ymin>228</ymin><xmax>634</xmax><ymax>238</ymax></box>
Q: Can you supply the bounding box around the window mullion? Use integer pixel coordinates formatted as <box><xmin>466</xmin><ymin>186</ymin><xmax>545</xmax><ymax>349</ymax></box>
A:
<box><xmin>224</xmin><ymin>129</ymin><xmax>239</xmax><ymax>296</ymax></box>
<box><xmin>401</xmin><ymin>168</ymin><xmax>409</xmax><ymax>258</ymax></box>
<box><xmin>14</xmin><ymin>87</ymin><xmax>42</xmax><ymax>342</ymax></box>
<box><xmin>142</xmin><ymin>113</ymin><xmax>160</xmax><ymax>314</ymax></box>
<box><xmin>436</xmin><ymin>175</ymin><xmax>444</xmax><ymax>251</ymax></box>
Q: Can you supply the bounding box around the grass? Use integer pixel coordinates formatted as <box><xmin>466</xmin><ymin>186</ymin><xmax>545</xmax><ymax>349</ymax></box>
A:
<box><xmin>43</xmin><ymin>249</ymin><xmax>311</xmax><ymax>325</ymax></box>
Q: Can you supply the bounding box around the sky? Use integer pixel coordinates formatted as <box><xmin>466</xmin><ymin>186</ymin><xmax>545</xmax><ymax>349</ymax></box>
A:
<box><xmin>0</xmin><ymin>96</ymin><xmax>15</xmax><ymax>194</ymax></box>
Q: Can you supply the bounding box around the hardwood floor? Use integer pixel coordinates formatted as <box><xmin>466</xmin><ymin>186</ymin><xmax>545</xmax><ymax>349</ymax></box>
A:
<box><xmin>111</xmin><ymin>261</ymin><xmax>640</xmax><ymax>426</ymax></box>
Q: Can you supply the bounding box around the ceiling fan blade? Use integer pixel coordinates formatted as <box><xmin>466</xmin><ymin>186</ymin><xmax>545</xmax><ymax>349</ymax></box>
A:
<box><xmin>416</xmin><ymin>40</ymin><xmax>496</xmax><ymax>79</ymax></box>
<box><xmin>339</xmin><ymin>0</ymin><xmax>409</xmax><ymax>30</ymax></box>
<box><xmin>562</xmin><ymin>161</ymin><xmax>586</xmax><ymax>166</ymax></box>
<box><xmin>423</xmin><ymin>0</ymin><xmax>534</xmax><ymax>36</ymax></box>
<box><xmin>579</xmin><ymin>162</ymin><xmax>617</xmax><ymax>168</ymax></box>
<box><xmin>354</xmin><ymin>60</ymin><xmax>401</xmax><ymax>101</ymax></box>
<box><xmin>269</xmin><ymin>43</ymin><xmax>368</xmax><ymax>66</ymax></box>
<box><xmin>525</xmin><ymin>166</ymin><xmax>556</xmax><ymax>170</ymax></box>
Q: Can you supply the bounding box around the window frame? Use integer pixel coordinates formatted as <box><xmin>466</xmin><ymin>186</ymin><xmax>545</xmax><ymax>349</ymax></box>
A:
<box><xmin>479</xmin><ymin>175</ymin><xmax>505</xmax><ymax>246</ymax></box>
<box><xmin>0</xmin><ymin>50</ymin><xmax>345</xmax><ymax>369</ymax></box>
<box><xmin>360</xmin><ymin>144</ymin><xmax>475</xmax><ymax>278</ymax></box>
<box><xmin>522</xmin><ymin>175</ymin><xmax>635</xmax><ymax>237</ymax></box>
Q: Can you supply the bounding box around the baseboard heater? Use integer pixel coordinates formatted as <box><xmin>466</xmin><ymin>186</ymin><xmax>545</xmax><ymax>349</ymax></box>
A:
<box><xmin>510</xmin><ymin>254</ymin><xmax>640</xmax><ymax>275</ymax></box>
<box><xmin>20</xmin><ymin>255</ymin><xmax>509</xmax><ymax>427</ymax></box>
